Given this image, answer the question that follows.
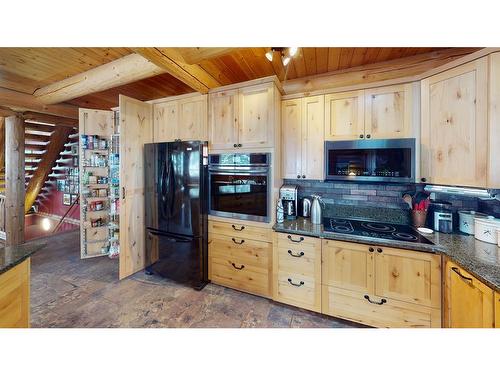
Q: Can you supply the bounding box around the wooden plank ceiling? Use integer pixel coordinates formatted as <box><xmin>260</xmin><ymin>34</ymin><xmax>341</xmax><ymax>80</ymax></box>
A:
<box><xmin>0</xmin><ymin>47</ymin><xmax>475</xmax><ymax>110</ymax></box>
<box><xmin>64</xmin><ymin>47</ymin><xmax>451</xmax><ymax>108</ymax></box>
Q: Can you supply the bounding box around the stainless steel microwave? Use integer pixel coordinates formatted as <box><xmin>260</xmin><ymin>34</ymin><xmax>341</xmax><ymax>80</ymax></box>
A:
<box><xmin>325</xmin><ymin>138</ymin><xmax>416</xmax><ymax>183</ymax></box>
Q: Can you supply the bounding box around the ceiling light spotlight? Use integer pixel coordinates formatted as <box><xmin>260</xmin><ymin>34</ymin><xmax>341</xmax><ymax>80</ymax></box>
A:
<box><xmin>265</xmin><ymin>50</ymin><xmax>273</xmax><ymax>62</ymax></box>
<box><xmin>289</xmin><ymin>47</ymin><xmax>298</xmax><ymax>57</ymax></box>
<box><xmin>282</xmin><ymin>56</ymin><xmax>291</xmax><ymax>66</ymax></box>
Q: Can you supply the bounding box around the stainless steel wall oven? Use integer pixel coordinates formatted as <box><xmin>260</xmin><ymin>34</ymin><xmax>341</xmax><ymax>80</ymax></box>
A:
<box><xmin>209</xmin><ymin>153</ymin><xmax>271</xmax><ymax>223</ymax></box>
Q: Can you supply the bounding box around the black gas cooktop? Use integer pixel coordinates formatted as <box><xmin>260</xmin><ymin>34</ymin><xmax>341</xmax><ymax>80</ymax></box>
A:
<box><xmin>322</xmin><ymin>217</ymin><xmax>434</xmax><ymax>245</ymax></box>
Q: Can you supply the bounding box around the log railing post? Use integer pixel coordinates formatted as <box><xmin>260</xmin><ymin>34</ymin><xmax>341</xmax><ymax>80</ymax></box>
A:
<box><xmin>5</xmin><ymin>115</ymin><xmax>25</xmax><ymax>245</ymax></box>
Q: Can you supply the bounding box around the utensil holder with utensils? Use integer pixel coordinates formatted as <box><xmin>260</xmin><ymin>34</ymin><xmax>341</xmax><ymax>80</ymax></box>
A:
<box><xmin>411</xmin><ymin>209</ymin><xmax>428</xmax><ymax>228</ymax></box>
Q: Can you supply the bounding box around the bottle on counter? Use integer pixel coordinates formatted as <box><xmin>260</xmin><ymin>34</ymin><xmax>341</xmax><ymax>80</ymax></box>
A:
<box><xmin>276</xmin><ymin>199</ymin><xmax>284</xmax><ymax>224</ymax></box>
<box><xmin>311</xmin><ymin>195</ymin><xmax>323</xmax><ymax>225</ymax></box>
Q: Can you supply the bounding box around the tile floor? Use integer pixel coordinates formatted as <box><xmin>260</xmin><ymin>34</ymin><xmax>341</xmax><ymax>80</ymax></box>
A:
<box><xmin>28</xmin><ymin>231</ymin><xmax>365</xmax><ymax>328</ymax></box>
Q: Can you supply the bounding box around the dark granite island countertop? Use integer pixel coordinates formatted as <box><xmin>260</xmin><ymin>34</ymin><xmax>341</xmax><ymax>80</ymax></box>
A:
<box><xmin>273</xmin><ymin>218</ymin><xmax>500</xmax><ymax>292</ymax></box>
<box><xmin>0</xmin><ymin>242</ymin><xmax>46</xmax><ymax>275</ymax></box>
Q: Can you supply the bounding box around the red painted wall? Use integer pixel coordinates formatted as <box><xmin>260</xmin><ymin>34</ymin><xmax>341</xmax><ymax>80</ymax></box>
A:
<box><xmin>38</xmin><ymin>191</ymin><xmax>80</xmax><ymax>220</ymax></box>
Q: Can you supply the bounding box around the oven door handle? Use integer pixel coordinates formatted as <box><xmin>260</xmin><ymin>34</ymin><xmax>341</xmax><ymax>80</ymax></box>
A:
<box><xmin>208</xmin><ymin>171</ymin><xmax>268</xmax><ymax>176</ymax></box>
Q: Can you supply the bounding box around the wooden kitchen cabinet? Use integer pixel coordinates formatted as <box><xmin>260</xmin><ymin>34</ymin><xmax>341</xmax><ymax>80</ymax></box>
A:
<box><xmin>0</xmin><ymin>259</ymin><xmax>30</xmax><ymax>328</ymax></box>
<box><xmin>153</xmin><ymin>94</ymin><xmax>207</xmax><ymax>142</ymax></box>
<box><xmin>321</xmin><ymin>240</ymin><xmax>374</xmax><ymax>295</ymax></box>
<box><xmin>273</xmin><ymin>233</ymin><xmax>322</xmax><ymax>312</ymax></box>
<box><xmin>281</xmin><ymin>95</ymin><xmax>324</xmax><ymax>180</ymax></box>
<box><xmin>321</xmin><ymin>240</ymin><xmax>441</xmax><ymax>328</ymax></box>
<box><xmin>119</xmin><ymin>95</ymin><xmax>153</xmax><ymax>280</ymax></box>
<box><xmin>208</xmin><ymin>89</ymin><xmax>239</xmax><ymax>150</ymax></box>
<box><xmin>208</xmin><ymin>219</ymin><xmax>273</xmax><ymax>297</ymax></box>
<box><xmin>364</xmin><ymin>84</ymin><xmax>413</xmax><ymax>139</ymax></box>
<box><xmin>420</xmin><ymin>58</ymin><xmax>488</xmax><ymax>187</ymax></box>
<box><xmin>444</xmin><ymin>260</ymin><xmax>495</xmax><ymax>328</ymax></box>
<box><xmin>325</xmin><ymin>90</ymin><xmax>365</xmax><ymax>141</ymax></box>
<box><xmin>208</xmin><ymin>81</ymin><xmax>278</xmax><ymax>151</ymax></box>
<box><xmin>495</xmin><ymin>292</ymin><xmax>500</xmax><ymax>327</ymax></box>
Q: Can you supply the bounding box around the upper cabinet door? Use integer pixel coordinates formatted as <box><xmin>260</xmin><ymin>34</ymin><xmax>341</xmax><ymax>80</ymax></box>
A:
<box><xmin>421</xmin><ymin>58</ymin><xmax>488</xmax><ymax>187</ymax></box>
<box><xmin>119</xmin><ymin>95</ymin><xmax>153</xmax><ymax>280</ymax></box>
<box><xmin>178</xmin><ymin>95</ymin><xmax>208</xmax><ymax>141</ymax></box>
<box><xmin>364</xmin><ymin>84</ymin><xmax>413</xmax><ymax>139</ymax></box>
<box><xmin>238</xmin><ymin>84</ymin><xmax>274</xmax><ymax>148</ymax></box>
<box><xmin>302</xmin><ymin>96</ymin><xmax>324</xmax><ymax>180</ymax></box>
<box><xmin>153</xmin><ymin>101</ymin><xmax>178</xmax><ymax>142</ymax></box>
<box><xmin>324</xmin><ymin>90</ymin><xmax>365</xmax><ymax>140</ymax></box>
<box><xmin>209</xmin><ymin>90</ymin><xmax>239</xmax><ymax>150</ymax></box>
<box><xmin>281</xmin><ymin>99</ymin><xmax>302</xmax><ymax>179</ymax></box>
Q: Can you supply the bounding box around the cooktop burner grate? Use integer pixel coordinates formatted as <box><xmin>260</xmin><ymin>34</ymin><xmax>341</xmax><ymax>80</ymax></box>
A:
<box><xmin>323</xmin><ymin>217</ymin><xmax>434</xmax><ymax>245</ymax></box>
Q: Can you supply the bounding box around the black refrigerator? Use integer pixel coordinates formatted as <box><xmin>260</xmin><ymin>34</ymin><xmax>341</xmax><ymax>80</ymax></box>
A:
<box><xmin>144</xmin><ymin>141</ymin><xmax>209</xmax><ymax>290</ymax></box>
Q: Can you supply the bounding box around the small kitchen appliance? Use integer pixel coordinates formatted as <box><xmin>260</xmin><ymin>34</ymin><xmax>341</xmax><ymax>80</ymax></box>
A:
<box><xmin>458</xmin><ymin>210</ymin><xmax>488</xmax><ymax>235</ymax></box>
<box><xmin>474</xmin><ymin>216</ymin><xmax>500</xmax><ymax>244</ymax></box>
<box><xmin>310</xmin><ymin>195</ymin><xmax>323</xmax><ymax>225</ymax></box>
<box><xmin>279</xmin><ymin>185</ymin><xmax>298</xmax><ymax>220</ymax></box>
<box><xmin>300</xmin><ymin>197</ymin><xmax>311</xmax><ymax>218</ymax></box>
<box><xmin>428</xmin><ymin>200</ymin><xmax>453</xmax><ymax>233</ymax></box>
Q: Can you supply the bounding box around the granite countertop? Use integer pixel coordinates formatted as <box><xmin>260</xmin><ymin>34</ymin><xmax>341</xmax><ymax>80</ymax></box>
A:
<box><xmin>0</xmin><ymin>242</ymin><xmax>46</xmax><ymax>275</ymax></box>
<box><xmin>274</xmin><ymin>218</ymin><xmax>500</xmax><ymax>292</ymax></box>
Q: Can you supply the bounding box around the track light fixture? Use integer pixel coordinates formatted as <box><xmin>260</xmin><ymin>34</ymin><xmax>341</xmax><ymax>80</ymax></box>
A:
<box><xmin>265</xmin><ymin>47</ymin><xmax>299</xmax><ymax>66</ymax></box>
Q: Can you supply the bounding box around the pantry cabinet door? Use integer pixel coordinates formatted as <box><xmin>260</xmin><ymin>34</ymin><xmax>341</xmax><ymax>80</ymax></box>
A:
<box><xmin>177</xmin><ymin>95</ymin><xmax>208</xmax><ymax>141</ymax></box>
<box><xmin>302</xmin><ymin>95</ymin><xmax>324</xmax><ymax>180</ymax></box>
<box><xmin>153</xmin><ymin>100</ymin><xmax>178</xmax><ymax>142</ymax></box>
<box><xmin>119</xmin><ymin>95</ymin><xmax>153</xmax><ymax>280</ymax></box>
<box><xmin>322</xmin><ymin>240</ymin><xmax>375</xmax><ymax>295</ymax></box>
<box><xmin>281</xmin><ymin>99</ymin><xmax>302</xmax><ymax>179</ymax></box>
<box><xmin>238</xmin><ymin>84</ymin><xmax>274</xmax><ymax>148</ymax></box>
<box><xmin>209</xmin><ymin>90</ymin><xmax>239</xmax><ymax>150</ymax></box>
<box><xmin>374</xmin><ymin>247</ymin><xmax>441</xmax><ymax>309</ymax></box>
<box><xmin>324</xmin><ymin>90</ymin><xmax>365</xmax><ymax>140</ymax></box>
<box><xmin>444</xmin><ymin>261</ymin><xmax>494</xmax><ymax>328</ymax></box>
<box><xmin>364</xmin><ymin>84</ymin><xmax>412</xmax><ymax>139</ymax></box>
<box><xmin>421</xmin><ymin>58</ymin><xmax>488</xmax><ymax>187</ymax></box>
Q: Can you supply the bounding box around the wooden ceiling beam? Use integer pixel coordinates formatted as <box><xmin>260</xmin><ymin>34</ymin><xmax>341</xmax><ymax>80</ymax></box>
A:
<box><xmin>133</xmin><ymin>48</ymin><xmax>219</xmax><ymax>94</ymax></box>
<box><xmin>0</xmin><ymin>106</ymin><xmax>16</xmax><ymax>117</ymax></box>
<box><xmin>282</xmin><ymin>47</ymin><xmax>482</xmax><ymax>95</ymax></box>
<box><xmin>0</xmin><ymin>87</ymin><xmax>79</xmax><ymax>118</ymax></box>
<box><xmin>175</xmin><ymin>47</ymin><xmax>240</xmax><ymax>64</ymax></box>
<box><xmin>33</xmin><ymin>53</ymin><xmax>165</xmax><ymax>105</ymax></box>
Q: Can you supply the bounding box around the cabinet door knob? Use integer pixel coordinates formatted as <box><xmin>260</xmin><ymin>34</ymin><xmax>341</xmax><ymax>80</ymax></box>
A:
<box><xmin>421</xmin><ymin>177</ymin><xmax>427</xmax><ymax>183</ymax></box>
<box><xmin>233</xmin><ymin>144</ymin><xmax>237</xmax><ymax>148</ymax></box>
<box><xmin>302</xmin><ymin>175</ymin><xmax>306</xmax><ymax>179</ymax></box>
<box><xmin>366</xmin><ymin>134</ymin><xmax>371</xmax><ymax>139</ymax></box>
<box><xmin>238</xmin><ymin>144</ymin><xmax>242</xmax><ymax>147</ymax></box>
<box><xmin>297</xmin><ymin>175</ymin><xmax>301</xmax><ymax>179</ymax></box>
<box><xmin>369</xmin><ymin>247</ymin><xmax>374</xmax><ymax>253</ymax></box>
<box><xmin>359</xmin><ymin>134</ymin><xmax>364</xmax><ymax>139</ymax></box>
<box><xmin>377</xmin><ymin>248</ymin><xmax>383</xmax><ymax>253</ymax></box>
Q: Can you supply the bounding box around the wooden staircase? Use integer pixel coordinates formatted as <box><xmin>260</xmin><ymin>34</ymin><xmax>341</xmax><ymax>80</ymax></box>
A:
<box><xmin>24</xmin><ymin>122</ymin><xmax>78</xmax><ymax>213</ymax></box>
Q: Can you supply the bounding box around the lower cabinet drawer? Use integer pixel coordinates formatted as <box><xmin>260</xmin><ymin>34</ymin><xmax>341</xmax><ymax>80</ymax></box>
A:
<box><xmin>209</xmin><ymin>256</ymin><xmax>270</xmax><ymax>297</ymax></box>
<box><xmin>322</xmin><ymin>286</ymin><xmax>441</xmax><ymax>328</ymax></box>
<box><xmin>209</xmin><ymin>233</ymin><xmax>270</xmax><ymax>269</ymax></box>
<box><xmin>274</xmin><ymin>271</ymin><xmax>321</xmax><ymax>312</ymax></box>
<box><xmin>209</xmin><ymin>220</ymin><xmax>272</xmax><ymax>242</ymax></box>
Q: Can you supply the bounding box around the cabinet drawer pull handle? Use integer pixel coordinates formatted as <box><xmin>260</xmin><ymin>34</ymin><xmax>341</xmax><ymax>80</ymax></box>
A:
<box><xmin>232</xmin><ymin>238</ymin><xmax>245</xmax><ymax>245</ymax></box>
<box><xmin>288</xmin><ymin>278</ymin><xmax>304</xmax><ymax>287</ymax></box>
<box><xmin>287</xmin><ymin>235</ymin><xmax>304</xmax><ymax>243</ymax></box>
<box><xmin>376</xmin><ymin>248</ymin><xmax>383</xmax><ymax>253</ymax></box>
<box><xmin>288</xmin><ymin>250</ymin><xmax>305</xmax><ymax>257</ymax></box>
<box><xmin>231</xmin><ymin>263</ymin><xmax>245</xmax><ymax>270</ymax></box>
<box><xmin>451</xmin><ymin>267</ymin><xmax>473</xmax><ymax>283</ymax></box>
<box><xmin>369</xmin><ymin>247</ymin><xmax>374</xmax><ymax>253</ymax></box>
<box><xmin>364</xmin><ymin>295</ymin><xmax>387</xmax><ymax>305</ymax></box>
<box><xmin>232</xmin><ymin>225</ymin><xmax>245</xmax><ymax>231</ymax></box>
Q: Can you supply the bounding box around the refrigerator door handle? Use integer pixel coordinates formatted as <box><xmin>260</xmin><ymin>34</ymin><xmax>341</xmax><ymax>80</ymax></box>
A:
<box><xmin>168</xmin><ymin>157</ymin><xmax>176</xmax><ymax>216</ymax></box>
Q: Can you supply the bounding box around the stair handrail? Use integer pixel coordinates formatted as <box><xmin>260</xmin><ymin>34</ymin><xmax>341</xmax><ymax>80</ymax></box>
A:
<box><xmin>52</xmin><ymin>194</ymin><xmax>79</xmax><ymax>233</ymax></box>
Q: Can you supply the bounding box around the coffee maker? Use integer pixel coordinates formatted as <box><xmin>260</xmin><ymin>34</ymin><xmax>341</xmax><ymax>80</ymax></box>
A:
<box><xmin>279</xmin><ymin>185</ymin><xmax>298</xmax><ymax>220</ymax></box>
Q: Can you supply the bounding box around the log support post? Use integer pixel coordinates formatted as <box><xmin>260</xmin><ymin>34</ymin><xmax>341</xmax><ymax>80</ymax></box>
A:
<box><xmin>5</xmin><ymin>115</ymin><xmax>25</xmax><ymax>245</ymax></box>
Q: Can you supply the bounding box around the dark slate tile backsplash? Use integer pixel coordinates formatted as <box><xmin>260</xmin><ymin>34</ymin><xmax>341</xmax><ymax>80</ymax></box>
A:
<box><xmin>284</xmin><ymin>179</ymin><xmax>500</xmax><ymax>219</ymax></box>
